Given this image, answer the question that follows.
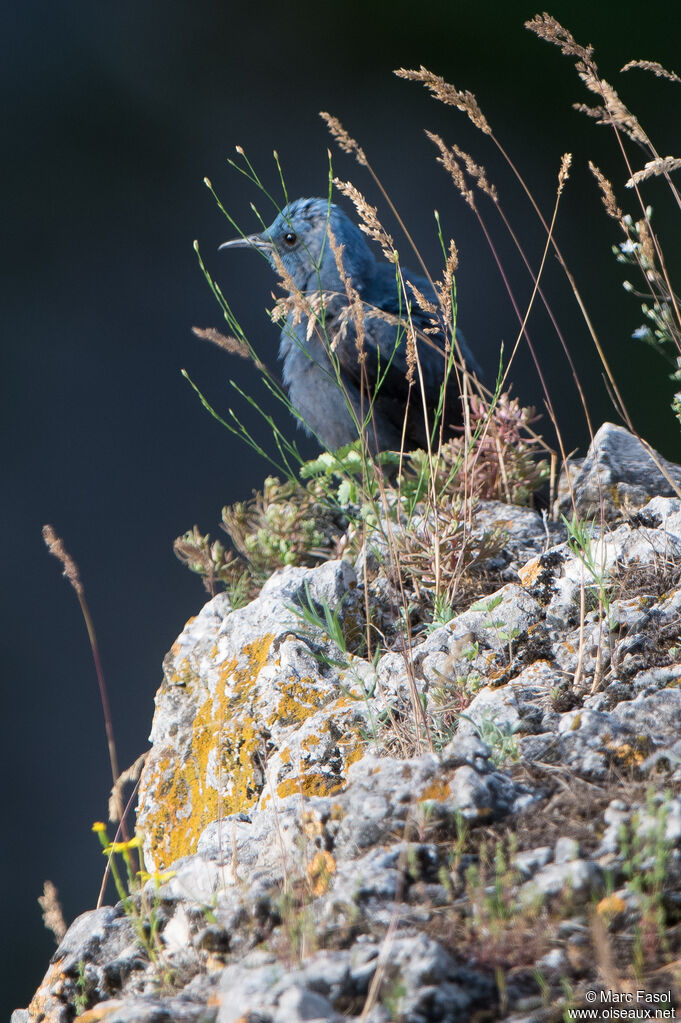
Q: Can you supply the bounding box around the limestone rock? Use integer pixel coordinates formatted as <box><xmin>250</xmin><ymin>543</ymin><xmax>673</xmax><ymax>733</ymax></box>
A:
<box><xmin>17</xmin><ymin>436</ymin><xmax>681</xmax><ymax>1021</ymax></box>
<box><xmin>558</xmin><ymin>421</ymin><xmax>681</xmax><ymax>520</ymax></box>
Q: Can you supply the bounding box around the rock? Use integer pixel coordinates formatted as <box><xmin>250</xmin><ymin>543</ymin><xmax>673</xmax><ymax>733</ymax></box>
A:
<box><xmin>273</xmin><ymin>986</ymin><xmax>338</xmax><ymax>1023</ymax></box>
<box><xmin>512</xmin><ymin>846</ymin><xmax>553</xmax><ymax>879</ymax></box>
<box><xmin>554</xmin><ymin>837</ymin><xmax>580</xmax><ymax>863</ymax></box>
<box><xmin>137</xmin><ymin>560</ymin><xmax>370</xmax><ymax>871</ymax></box>
<box><xmin>18</xmin><ymin>427</ymin><xmax>681</xmax><ymax>1021</ymax></box>
<box><xmin>521</xmin><ymin>859</ymin><xmax>603</xmax><ymax>903</ymax></box>
<box><xmin>558</xmin><ymin>422</ymin><xmax>681</xmax><ymax>520</ymax></box>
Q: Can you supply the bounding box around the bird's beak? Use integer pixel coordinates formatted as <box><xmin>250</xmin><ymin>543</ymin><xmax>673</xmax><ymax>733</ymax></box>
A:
<box><xmin>218</xmin><ymin>232</ymin><xmax>273</xmax><ymax>254</ymax></box>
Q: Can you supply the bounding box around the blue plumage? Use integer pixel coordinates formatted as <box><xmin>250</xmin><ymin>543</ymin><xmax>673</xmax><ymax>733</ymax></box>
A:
<box><xmin>220</xmin><ymin>198</ymin><xmax>481</xmax><ymax>451</ymax></box>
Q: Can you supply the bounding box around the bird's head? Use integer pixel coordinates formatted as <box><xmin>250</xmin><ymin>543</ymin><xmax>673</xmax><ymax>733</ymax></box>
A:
<box><xmin>219</xmin><ymin>198</ymin><xmax>374</xmax><ymax>293</ymax></box>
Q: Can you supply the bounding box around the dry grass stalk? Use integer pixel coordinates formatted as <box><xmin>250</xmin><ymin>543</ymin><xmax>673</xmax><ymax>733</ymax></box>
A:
<box><xmin>42</xmin><ymin>525</ymin><xmax>83</xmax><ymax>596</ymax></box>
<box><xmin>626</xmin><ymin>157</ymin><xmax>681</xmax><ymax>188</ymax></box>
<box><xmin>557</xmin><ymin>152</ymin><xmax>572</xmax><ymax>196</ymax></box>
<box><xmin>405</xmin><ymin>279</ymin><xmax>437</xmax><ymax>317</ymax></box>
<box><xmin>319</xmin><ymin>112</ymin><xmax>367</xmax><ymax>166</ymax></box>
<box><xmin>574</xmin><ymin>76</ymin><xmax>649</xmax><ymax>146</ymax></box>
<box><xmin>404</xmin><ymin>321</ymin><xmax>417</xmax><ymax>386</ymax></box>
<box><xmin>38</xmin><ymin>880</ymin><xmax>67</xmax><ymax>944</ymax></box>
<box><xmin>435</xmin><ymin>240</ymin><xmax>459</xmax><ymax>331</ymax></box>
<box><xmin>43</xmin><ymin>524</ymin><xmax>128</xmax><ymax>835</ymax></box>
<box><xmin>268</xmin><ymin>245</ymin><xmax>331</xmax><ymax>349</ymax></box>
<box><xmin>109</xmin><ymin>752</ymin><xmax>149</xmax><ymax>822</ymax></box>
<box><xmin>527</xmin><ymin>15</ymin><xmax>649</xmax><ymax>147</ymax></box>
<box><xmin>525</xmin><ymin>13</ymin><xmax>593</xmax><ymax>61</ymax></box>
<box><xmin>636</xmin><ymin>216</ymin><xmax>657</xmax><ymax>269</ymax></box>
<box><xmin>588</xmin><ymin>162</ymin><xmax>623</xmax><ymax>220</ymax></box>
<box><xmin>621</xmin><ymin>59</ymin><xmax>681</xmax><ymax>83</ymax></box>
<box><xmin>191</xmin><ymin>326</ymin><xmax>264</xmax><ymax>370</ymax></box>
<box><xmin>327</xmin><ymin>226</ymin><xmax>366</xmax><ymax>363</ymax></box>
<box><xmin>394</xmin><ymin>66</ymin><xmax>491</xmax><ymax>136</ymax></box>
<box><xmin>590</xmin><ymin>910</ymin><xmax>633</xmax><ymax>996</ymax></box>
<box><xmin>332</xmin><ymin>178</ymin><xmax>395</xmax><ymax>260</ymax></box>
<box><xmin>450</xmin><ymin>143</ymin><xmax>498</xmax><ymax>202</ymax></box>
<box><xmin>425</xmin><ymin>132</ymin><xmax>475</xmax><ymax>209</ymax></box>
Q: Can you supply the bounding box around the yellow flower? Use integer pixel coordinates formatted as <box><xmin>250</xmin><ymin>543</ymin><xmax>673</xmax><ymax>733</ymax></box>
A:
<box><xmin>138</xmin><ymin>869</ymin><xmax>177</xmax><ymax>884</ymax></box>
<box><xmin>91</xmin><ymin>821</ymin><xmax>108</xmax><ymax>834</ymax></box>
<box><xmin>106</xmin><ymin>836</ymin><xmax>142</xmax><ymax>854</ymax></box>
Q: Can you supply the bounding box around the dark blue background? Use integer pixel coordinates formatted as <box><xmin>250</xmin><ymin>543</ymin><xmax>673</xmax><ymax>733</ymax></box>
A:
<box><xmin>2</xmin><ymin>1</ymin><xmax>679</xmax><ymax>1011</ymax></box>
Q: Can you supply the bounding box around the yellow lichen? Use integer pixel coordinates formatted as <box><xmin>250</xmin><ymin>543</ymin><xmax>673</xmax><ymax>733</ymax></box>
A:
<box><xmin>518</xmin><ymin>557</ymin><xmax>542</xmax><ymax>587</ymax></box>
<box><xmin>307</xmin><ymin>850</ymin><xmax>336</xmax><ymax>895</ymax></box>
<box><xmin>139</xmin><ymin>634</ymin><xmax>274</xmax><ymax>869</ymax></box>
<box><xmin>606</xmin><ymin>741</ymin><xmax>648</xmax><ymax>767</ymax></box>
<box><xmin>420</xmin><ymin>778</ymin><xmax>451</xmax><ymax>802</ymax></box>
<box><xmin>268</xmin><ymin>677</ymin><xmax>329</xmax><ymax>726</ymax></box>
<box><xmin>276</xmin><ymin>772</ymin><xmax>344</xmax><ymax>799</ymax></box>
<box><xmin>597</xmin><ymin>894</ymin><xmax>626</xmax><ymax>918</ymax></box>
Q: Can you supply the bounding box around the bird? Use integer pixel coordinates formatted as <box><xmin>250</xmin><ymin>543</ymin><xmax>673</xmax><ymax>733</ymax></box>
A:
<box><xmin>219</xmin><ymin>198</ymin><xmax>481</xmax><ymax>453</ymax></box>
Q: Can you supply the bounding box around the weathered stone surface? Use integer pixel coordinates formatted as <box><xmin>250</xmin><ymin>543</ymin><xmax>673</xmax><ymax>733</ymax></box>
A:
<box><xmin>18</xmin><ymin>429</ymin><xmax>681</xmax><ymax>1022</ymax></box>
<box><xmin>137</xmin><ymin>560</ymin><xmax>369</xmax><ymax>870</ymax></box>
<box><xmin>558</xmin><ymin>421</ymin><xmax>681</xmax><ymax>520</ymax></box>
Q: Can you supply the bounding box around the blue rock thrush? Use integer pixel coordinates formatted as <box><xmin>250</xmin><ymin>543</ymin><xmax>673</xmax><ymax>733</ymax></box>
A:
<box><xmin>219</xmin><ymin>198</ymin><xmax>481</xmax><ymax>452</ymax></box>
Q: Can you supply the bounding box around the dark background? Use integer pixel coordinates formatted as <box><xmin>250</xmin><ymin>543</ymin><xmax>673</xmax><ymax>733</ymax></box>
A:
<box><xmin>3</xmin><ymin>0</ymin><xmax>679</xmax><ymax>1011</ymax></box>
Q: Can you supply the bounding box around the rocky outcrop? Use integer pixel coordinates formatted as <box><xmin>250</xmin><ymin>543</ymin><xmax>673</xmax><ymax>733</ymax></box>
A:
<box><xmin>17</xmin><ymin>427</ymin><xmax>681</xmax><ymax>1023</ymax></box>
<box><xmin>558</xmin><ymin>421</ymin><xmax>681</xmax><ymax>519</ymax></box>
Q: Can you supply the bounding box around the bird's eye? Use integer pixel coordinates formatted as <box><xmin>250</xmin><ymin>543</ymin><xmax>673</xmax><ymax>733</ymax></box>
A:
<box><xmin>283</xmin><ymin>231</ymin><xmax>297</xmax><ymax>246</ymax></box>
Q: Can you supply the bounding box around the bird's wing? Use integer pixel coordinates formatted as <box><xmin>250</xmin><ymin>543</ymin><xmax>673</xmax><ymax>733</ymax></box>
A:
<box><xmin>325</xmin><ymin>281</ymin><xmax>465</xmax><ymax>448</ymax></box>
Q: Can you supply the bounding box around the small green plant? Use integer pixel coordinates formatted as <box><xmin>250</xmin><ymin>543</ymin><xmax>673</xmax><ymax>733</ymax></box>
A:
<box><xmin>563</xmin><ymin>513</ymin><xmax>617</xmax><ymax>627</ymax></box>
<box><xmin>470</xmin><ymin>711</ymin><xmax>520</xmax><ymax>766</ymax></box>
<box><xmin>286</xmin><ymin>581</ymin><xmax>351</xmax><ymax>668</ymax></box>
<box><xmin>382</xmin><ymin>977</ymin><xmax>407</xmax><ymax>1019</ymax></box>
<box><xmin>454</xmin><ymin>832</ymin><xmax>552</xmax><ymax>971</ymax></box>
<box><xmin>275</xmin><ymin>889</ymin><xmax>319</xmax><ymax>965</ymax></box>
<box><xmin>175</xmin><ymin>475</ymin><xmax>344</xmax><ymax>600</ymax></box>
<box><xmin>470</xmin><ymin>593</ymin><xmax>520</xmax><ymax>664</ymax></box>
<box><xmin>173</xmin><ymin>525</ymin><xmax>253</xmax><ymax>603</ymax></box>
<box><xmin>92</xmin><ymin>822</ymin><xmax>173</xmax><ymax>977</ymax></box>
<box><xmin>429</xmin><ymin>669</ymin><xmax>484</xmax><ymax>750</ymax></box>
<box><xmin>74</xmin><ymin>960</ymin><xmax>88</xmax><ymax>1015</ymax></box>
<box><xmin>560</xmin><ymin>976</ymin><xmax>576</xmax><ymax>1023</ymax></box>
<box><xmin>429</xmin><ymin>593</ymin><xmax>456</xmax><ymax>630</ymax></box>
<box><xmin>619</xmin><ymin>790</ymin><xmax>673</xmax><ymax>975</ymax></box>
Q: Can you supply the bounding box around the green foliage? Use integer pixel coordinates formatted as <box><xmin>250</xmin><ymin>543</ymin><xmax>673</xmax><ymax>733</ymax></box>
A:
<box><xmin>286</xmin><ymin>581</ymin><xmax>350</xmax><ymax>668</ymax></box>
<box><xmin>74</xmin><ymin>960</ymin><xmax>88</xmax><ymax>1015</ymax></box>
<box><xmin>619</xmin><ymin>790</ymin><xmax>674</xmax><ymax>975</ymax></box>
<box><xmin>563</xmin><ymin>513</ymin><xmax>617</xmax><ymax>628</ymax></box>
<box><xmin>91</xmin><ymin>823</ymin><xmax>172</xmax><ymax>981</ymax></box>
<box><xmin>174</xmin><ymin>475</ymin><xmax>344</xmax><ymax>600</ymax></box>
<box><xmin>470</xmin><ymin>593</ymin><xmax>520</xmax><ymax>662</ymax></box>
<box><xmin>464</xmin><ymin>835</ymin><xmax>523</xmax><ymax>929</ymax></box>
<box><xmin>222</xmin><ymin>475</ymin><xmax>341</xmax><ymax>578</ymax></box>
<box><xmin>461</xmin><ymin>710</ymin><xmax>520</xmax><ymax>766</ymax></box>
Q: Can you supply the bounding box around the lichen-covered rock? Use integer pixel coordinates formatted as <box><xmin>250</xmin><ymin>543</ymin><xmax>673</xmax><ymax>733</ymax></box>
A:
<box><xmin>137</xmin><ymin>560</ymin><xmax>369</xmax><ymax>870</ymax></box>
<box><xmin>558</xmin><ymin>421</ymin><xmax>681</xmax><ymax>520</ymax></box>
<box><xmin>18</xmin><ymin>433</ymin><xmax>681</xmax><ymax>1022</ymax></box>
